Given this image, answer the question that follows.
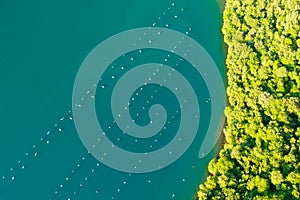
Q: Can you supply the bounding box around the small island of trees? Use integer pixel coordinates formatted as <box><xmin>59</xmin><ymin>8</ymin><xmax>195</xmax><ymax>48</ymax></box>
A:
<box><xmin>198</xmin><ymin>0</ymin><xmax>300</xmax><ymax>199</ymax></box>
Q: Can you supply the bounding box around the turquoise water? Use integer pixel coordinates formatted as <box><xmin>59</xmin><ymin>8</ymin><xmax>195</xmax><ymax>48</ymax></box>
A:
<box><xmin>0</xmin><ymin>0</ymin><xmax>225</xmax><ymax>199</ymax></box>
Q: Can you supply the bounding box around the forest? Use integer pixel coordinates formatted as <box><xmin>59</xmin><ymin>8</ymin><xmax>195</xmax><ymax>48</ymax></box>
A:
<box><xmin>198</xmin><ymin>0</ymin><xmax>300</xmax><ymax>199</ymax></box>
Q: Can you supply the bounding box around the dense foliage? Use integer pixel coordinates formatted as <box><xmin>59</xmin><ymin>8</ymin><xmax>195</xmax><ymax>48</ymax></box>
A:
<box><xmin>198</xmin><ymin>0</ymin><xmax>300</xmax><ymax>199</ymax></box>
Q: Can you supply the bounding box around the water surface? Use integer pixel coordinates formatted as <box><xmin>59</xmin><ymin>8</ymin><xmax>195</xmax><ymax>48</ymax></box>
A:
<box><xmin>0</xmin><ymin>0</ymin><xmax>225</xmax><ymax>199</ymax></box>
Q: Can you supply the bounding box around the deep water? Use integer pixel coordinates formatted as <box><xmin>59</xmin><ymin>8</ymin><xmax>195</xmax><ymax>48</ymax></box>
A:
<box><xmin>0</xmin><ymin>0</ymin><xmax>225</xmax><ymax>199</ymax></box>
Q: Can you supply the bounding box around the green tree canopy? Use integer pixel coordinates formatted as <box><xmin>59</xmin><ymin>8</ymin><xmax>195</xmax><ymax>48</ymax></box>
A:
<box><xmin>199</xmin><ymin>0</ymin><xmax>300</xmax><ymax>199</ymax></box>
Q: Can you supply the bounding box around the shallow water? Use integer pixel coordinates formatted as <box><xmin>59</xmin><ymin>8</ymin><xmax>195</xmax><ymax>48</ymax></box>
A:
<box><xmin>0</xmin><ymin>0</ymin><xmax>225</xmax><ymax>199</ymax></box>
